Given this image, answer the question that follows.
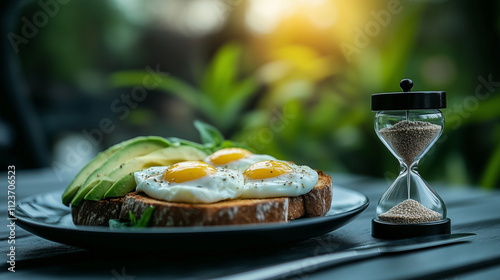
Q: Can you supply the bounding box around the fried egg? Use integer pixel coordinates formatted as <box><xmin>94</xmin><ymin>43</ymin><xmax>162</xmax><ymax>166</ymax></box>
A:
<box><xmin>205</xmin><ymin>148</ymin><xmax>275</xmax><ymax>172</ymax></box>
<box><xmin>241</xmin><ymin>160</ymin><xmax>318</xmax><ymax>198</ymax></box>
<box><xmin>134</xmin><ymin>161</ymin><xmax>243</xmax><ymax>203</ymax></box>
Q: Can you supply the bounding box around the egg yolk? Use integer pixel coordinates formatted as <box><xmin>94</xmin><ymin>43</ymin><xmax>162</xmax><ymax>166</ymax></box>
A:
<box><xmin>243</xmin><ymin>160</ymin><xmax>293</xmax><ymax>180</ymax></box>
<box><xmin>208</xmin><ymin>148</ymin><xmax>252</xmax><ymax>165</ymax></box>
<box><xmin>164</xmin><ymin>161</ymin><xmax>216</xmax><ymax>183</ymax></box>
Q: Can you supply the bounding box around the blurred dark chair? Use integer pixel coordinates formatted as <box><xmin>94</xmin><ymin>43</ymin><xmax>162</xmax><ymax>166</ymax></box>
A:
<box><xmin>0</xmin><ymin>0</ymin><xmax>50</xmax><ymax>168</ymax></box>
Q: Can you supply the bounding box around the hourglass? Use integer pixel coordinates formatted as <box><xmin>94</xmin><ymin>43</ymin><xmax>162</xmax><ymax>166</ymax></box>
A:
<box><xmin>371</xmin><ymin>79</ymin><xmax>450</xmax><ymax>239</ymax></box>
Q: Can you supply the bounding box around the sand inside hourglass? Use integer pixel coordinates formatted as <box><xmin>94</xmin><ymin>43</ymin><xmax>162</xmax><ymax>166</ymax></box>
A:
<box><xmin>379</xmin><ymin>199</ymin><xmax>441</xmax><ymax>223</ymax></box>
<box><xmin>379</xmin><ymin>120</ymin><xmax>441</xmax><ymax>167</ymax></box>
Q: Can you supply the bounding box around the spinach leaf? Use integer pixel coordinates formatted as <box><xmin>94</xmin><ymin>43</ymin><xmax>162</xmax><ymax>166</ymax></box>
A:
<box><xmin>134</xmin><ymin>207</ymin><xmax>155</xmax><ymax>228</ymax></box>
<box><xmin>109</xmin><ymin>207</ymin><xmax>155</xmax><ymax>229</ymax></box>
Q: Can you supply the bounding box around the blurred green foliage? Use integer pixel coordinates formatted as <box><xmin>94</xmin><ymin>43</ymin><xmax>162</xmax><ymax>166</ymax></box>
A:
<box><xmin>111</xmin><ymin>43</ymin><xmax>258</xmax><ymax>133</ymax></box>
<box><xmin>14</xmin><ymin>0</ymin><xmax>500</xmax><ymax>189</ymax></box>
<box><xmin>110</xmin><ymin>1</ymin><xmax>499</xmax><ymax>189</ymax></box>
<box><xmin>110</xmin><ymin>40</ymin><xmax>500</xmax><ymax>189</ymax></box>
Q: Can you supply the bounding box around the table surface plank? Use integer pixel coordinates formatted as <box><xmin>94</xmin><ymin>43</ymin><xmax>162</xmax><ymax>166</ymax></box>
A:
<box><xmin>1</xmin><ymin>169</ymin><xmax>499</xmax><ymax>279</ymax></box>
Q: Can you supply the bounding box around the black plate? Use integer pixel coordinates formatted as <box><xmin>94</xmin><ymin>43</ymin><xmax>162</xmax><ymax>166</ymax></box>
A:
<box><xmin>15</xmin><ymin>186</ymin><xmax>369</xmax><ymax>251</ymax></box>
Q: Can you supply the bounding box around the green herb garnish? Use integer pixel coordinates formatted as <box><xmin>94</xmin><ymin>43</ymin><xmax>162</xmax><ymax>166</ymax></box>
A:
<box><xmin>109</xmin><ymin>207</ymin><xmax>155</xmax><ymax>229</ymax></box>
<box><xmin>167</xmin><ymin>120</ymin><xmax>248</xmax><ymax>154</ymax></box>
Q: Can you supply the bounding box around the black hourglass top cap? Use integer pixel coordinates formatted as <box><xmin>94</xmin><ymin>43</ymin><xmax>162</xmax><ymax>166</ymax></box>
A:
<box><xmin>371</xmin><ymin>79</ymin><xmax>446</xmax><ymax>111</ymax></box>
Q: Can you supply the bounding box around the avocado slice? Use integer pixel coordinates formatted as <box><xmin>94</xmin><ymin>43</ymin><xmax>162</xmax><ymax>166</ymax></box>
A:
<box><xmin>70</xmin><ymin>136</ymin><xmax>171</xmax><ymax>206</ymax></box>
<box><xmin>103</xmin><ymin>174</ymin><xmax>136</xmax><ymax>198</ymax></box>
<box><xmin>85</xmin><ymin>146</ymin><xmax>208</xmax><ymax>200</ymax></box>
<box><xmin>61</xmin><ymin>137</ymin><xmax>140</xmax><ymax>206</ymax></box>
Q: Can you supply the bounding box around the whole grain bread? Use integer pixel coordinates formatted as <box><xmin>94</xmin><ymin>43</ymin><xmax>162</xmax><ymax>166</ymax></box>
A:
<box><xmin>71</xmin><ymin>196</ymin><xmax>124</xmax><ymax>226</ymax></box>
<box><xmin>71</xmin><ymin>171</ymin><xmax>332</xmax><ymax>227</ymax></box>
<box><xmin>120</xmin><ymin>192</ymin><xmax>290</xmax><ymax>226</ymax></box>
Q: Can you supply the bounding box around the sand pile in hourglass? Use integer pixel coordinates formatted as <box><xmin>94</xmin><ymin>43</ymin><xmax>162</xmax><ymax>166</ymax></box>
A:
<box><xmin>379</xmin><ymin>199</ymin><xmax>441</xmax><ymax>223</ymax></box>
<box><xmin>379</xmin><ymin>120</ymin><xmax>441</xmax><ymax>167</ymax></box>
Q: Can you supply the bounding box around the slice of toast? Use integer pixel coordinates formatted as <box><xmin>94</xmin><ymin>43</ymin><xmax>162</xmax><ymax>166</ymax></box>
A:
<box><xmin>71</xmin><ymin>196</ymin><xmax>124</xmax><ymax>227</ymax></box>
<box><xmin>120</xmin><ymin>193</ymin><xmax>290</xmax><ymax>226</ymax></box>
<box><xmin>71</xmin><ymin>171</ymin><xmax>332</xmax><ymax>226</ymax></box>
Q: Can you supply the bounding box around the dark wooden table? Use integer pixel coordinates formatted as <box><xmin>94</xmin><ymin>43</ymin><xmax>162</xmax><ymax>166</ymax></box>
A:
<box><xmin>2</xmin><ymin>168</ymin><xmax>500</xmax><ymax>279</ymax></box>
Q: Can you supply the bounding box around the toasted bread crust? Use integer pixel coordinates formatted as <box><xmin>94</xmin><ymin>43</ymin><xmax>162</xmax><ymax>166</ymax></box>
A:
<box><xmin>120</xmin><ymin>193</ymin><xmax>289</xmax><ymax>226</ymax></box>
<box><xmin>288</xmin><ymin>196</ymin><xmax>305</xmax><ymax>220</ymax></box>
<box><xmin>303</xmin><ymin>170</ymin><xmax>333</xmax><ymax>217</ymax></box>
<box><xmin>71</xmin><ymin>197</ymin><xmax>124</xmax><ymax>226</ymax></box>
<box><xmin>72</xmin><ymin>171</ymin><xmax>332</xmax><ymax>226</ymax></box>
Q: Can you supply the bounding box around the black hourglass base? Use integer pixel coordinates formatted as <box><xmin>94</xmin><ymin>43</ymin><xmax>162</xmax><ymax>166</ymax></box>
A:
<box><xmin>372</xmin><ymin>218</ymin><xmax>451</xmax><ymax>239</ymax></box>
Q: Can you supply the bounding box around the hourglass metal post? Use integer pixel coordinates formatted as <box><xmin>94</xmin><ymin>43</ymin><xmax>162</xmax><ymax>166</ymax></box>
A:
<box><xmin>400</xmin><ymin>79</ymin><xmax>412</xmax><ymax>200</ymax></box>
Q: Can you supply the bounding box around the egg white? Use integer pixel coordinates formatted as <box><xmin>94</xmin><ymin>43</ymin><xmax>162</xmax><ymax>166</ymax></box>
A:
<box><xmin>240</xmin><ymin>162</ymin><xmax>318</xmax><ymax>199</ymax></box>
<box><xmin>134</xmin><ymin>166</ymin><xmax>244</xmax><ymax>203</ymax></box>
<box><xmin>205</xmin><ymin>154</ymin><xmax>276</xmax><ymax>172</ymax></box>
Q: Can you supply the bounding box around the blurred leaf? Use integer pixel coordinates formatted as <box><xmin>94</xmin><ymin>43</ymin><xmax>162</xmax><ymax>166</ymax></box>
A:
<box><xmin>460</xmin><ymin>94</ymin><xmax>500</xmax><ymax>124</ymax></box>
<box><xmin>194</xmin><ymin>120</ymin><xmax>224</xmax><ymax>148</ymax></box>
<box><xmin>166</xmin><ymin>137</ymin><xmax>207</xmax><ymax>151</ymax></box>
<box><xmin>308</xmin><ymin>92</ymin><xmax>342</xmax><ymax>135</ymax></box>
<box><xmin>270</xmin><ymin>45</ymin><xmax>334</xmax><ymax>81</ymax></box>
<box><xmin>200</xmin><ymin>43</ymin><xmax>242</xmax><ymax>107</ymax></box>
<box><xmin>280</xmin><ymin>99</ymin><xmax>304</xmax><ymax>144</ymax></box>
<box><xmin>259</xmin><ymin>80</ymin><xmax>314</xmax><ymax>109</ymax></box>
<box><xmin>165</xmin><ymin>120</ymin><xmax>244</xmax><ymax>154</ymax></box>
<box><xmin>199</xmin><ymin>43</ymin><xmax>259</xmax><ymax>130</ymax></box>
<box><xmin>443</xmin><ymin>151</ymin><xmax>469</xmax><ymax>185</ymax></box>
<box><xmin>336</xmin><ymin>107</ymin><xmax>366</xmax><ymax>127</ymax></box>
<box><xmin>480</xmin><ymin>140</ymin><xmax>500</xmax><ymax>189</ymax></box>
<box><xmin>216</xmin><ymin>76</ymin><xmax>259</xmax><ymax>128</ymax></box>
<box><xmin>110</xmin><ymin>43</ymin><xmax>259</xmax><ymax>132</ymax></box>
<box><xmin>110</xmin><ymin>71</ymin><xmax>214</xmax><ymax>116</ymax></box>
<box><xmin>220</xmin><ymin>140</ymin><xmax>251</xmax><ymax>151</ymax></box>
<box><xmin>127</xmin><ymin>108</ymin><xmax>153</xmax><ymax>125</ymax></box>
<box><xmin>443</xmin><ymin>94</ymin><xmax>500</xmax><ymax>145</ymax></box>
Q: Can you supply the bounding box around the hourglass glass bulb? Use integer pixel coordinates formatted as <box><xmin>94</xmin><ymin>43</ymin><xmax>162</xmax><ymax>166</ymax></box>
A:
<box><xmin>377</xmin><ymin>113</ymin><xmax>443</xmax><ymax>168</ymax></box>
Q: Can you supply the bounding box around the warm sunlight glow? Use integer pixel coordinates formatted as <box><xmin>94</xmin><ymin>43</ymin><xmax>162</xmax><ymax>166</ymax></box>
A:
<box><xmin>245</xmin><ymin>0</ymin><xmax>289</xmax><ymax>34</ymax></box>
<box><xmin>245</xmin><ymin>0</ymin><xmax>343</xmax><ymax>35</ymax></box>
